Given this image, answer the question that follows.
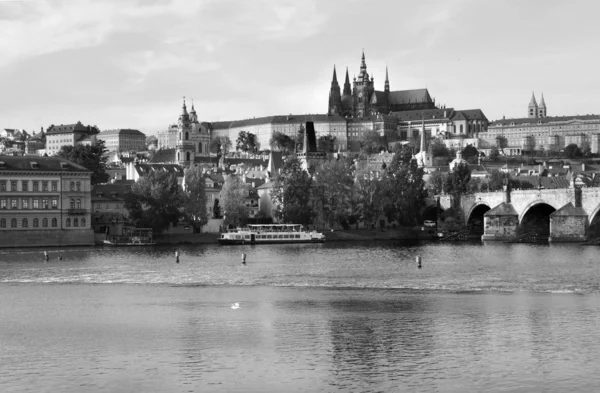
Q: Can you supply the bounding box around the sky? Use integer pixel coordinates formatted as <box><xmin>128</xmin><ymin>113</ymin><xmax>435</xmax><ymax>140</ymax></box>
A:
<box><xmin>1</xmin><ymin>0</ymin><xmax>599</xmax><ymax>136</ymax></box>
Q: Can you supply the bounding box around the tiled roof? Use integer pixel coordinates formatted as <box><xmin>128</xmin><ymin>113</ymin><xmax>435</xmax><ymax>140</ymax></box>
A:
<box><xmin>149</xmin><ymin>148</ymin><xmax>176</xmax><ymax>163</ymax></box>
<box><xmin>46</xmin><ymin>122</ymin><xmax>97</xmax><ymax>135</ymax></box>
<box><xmin>0</xmin><ymin>156</ymin><xmax>89</xmax><ymax>172</ymax></box>
<box><xmin>516</xmin><ymin>175</ymin><xmax>570</xmax><ymax>189</ymax></box>
<box><xmin>91</xmin><ymin>184</ymin><xmax>132</xmax><ymax>201</ymax></box>
<box><xmin>193</xmin><ymin>156</ymin><xmax>219</xmax><ymax>164</ymax></box>
<box><xmin>98</xmin><ymin>129</ymin><xmax>146</xmax><ymax>137</ymax></box>
<box><xmin>456</xmin><ymin>109</ymin><xmax>488</xmax><ymax>122</ymax></box>
<box><xmin>490</xmin><ymin>114</ymin><xmax>600</xmax><ymax>127</ymax></box>
<box><xmin>134</xmin><ymin>163</ymin><xmax>184</xmax><ymax>177</ymax></box>
<box><xmin>388</xmin><ymin>89</ymin><xmax>432</xmax><ymax>105</ymax></box>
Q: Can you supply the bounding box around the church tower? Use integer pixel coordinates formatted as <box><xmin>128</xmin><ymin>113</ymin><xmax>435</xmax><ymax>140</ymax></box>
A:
<box><xmin>328</xmin><ymin>66</ymin><xmax>342</xmax><ymax>116</ymax></box>
<box><xmin>176</xmin><ymin>97</ymin><xmax>193</xmax><ymax>165</ymax></box>
<box><xmin>538</xmin><ymin>93</ymin><xmax>547</xmax><ymax>118</ymax></box>
<box><xmin>528</xmin><ymin>91</ymin><xmax>538</xmax><ymax>118</ymax></box>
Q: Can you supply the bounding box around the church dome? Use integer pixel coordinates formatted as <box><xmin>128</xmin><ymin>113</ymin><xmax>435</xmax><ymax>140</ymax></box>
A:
<box><xmin>449</xmin><ymin>151</ymin><xmax>468</xmax><ymax>171</ymax></box>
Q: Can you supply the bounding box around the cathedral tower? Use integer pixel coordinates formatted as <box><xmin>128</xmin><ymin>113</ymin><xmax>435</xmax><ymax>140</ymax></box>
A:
<box><xmin>352</xmin><ymin>50</ymin><xmax>375</xmax><ymax>117</ymax></box>
<box><xmin>528</xmin><ymin>91</ymin><xmax>538</xmax><ymax>118</ymax></box>
<box><xmin>328</xmin><ymin>66</ymin><xmax>342</xmax><ymax>116</ymax></box>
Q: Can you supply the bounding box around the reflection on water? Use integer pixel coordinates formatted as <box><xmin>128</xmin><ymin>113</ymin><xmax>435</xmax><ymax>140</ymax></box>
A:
<box><xmin>1</xmin><ymin>242</ymin><xmax>600</xmax><ymax>392</ymax></box>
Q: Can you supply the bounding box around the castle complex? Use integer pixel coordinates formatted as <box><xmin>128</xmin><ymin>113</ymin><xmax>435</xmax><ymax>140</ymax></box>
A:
<box><xmin>328</xmin><ymin>51</ymin><xmax>436</xmax><ymax>118</ymax></box>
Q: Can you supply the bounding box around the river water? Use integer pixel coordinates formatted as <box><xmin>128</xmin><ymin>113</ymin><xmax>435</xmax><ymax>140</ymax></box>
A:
<box><xmin>1</xmin><ymin>241</ymin><xmax>600</xmax><ymax>392</ymax></box>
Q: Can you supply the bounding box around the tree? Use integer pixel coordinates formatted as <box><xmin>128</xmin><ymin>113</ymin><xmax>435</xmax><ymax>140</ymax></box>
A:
<box><xmin>210</xmin><ymin>136</ymin><xmax>232</xmax><ymax>155</ymax></box>
<box><xmin>354</xmin><ymin>168</ymin><xmax>386</xmax><ymax>228</ymax></box>
<box><xmin>220</xmin><ymin>174</ymin><xmax>249</xmax><ymax>227</ymax></box>
<box><xmin>314</xmin><ymin>159</ymin><xmax>355</xmax><ymax>228</ymax></box>
<box><xmin>428</xmin><ymin>139</ymin><xmax>450</xmax><ymax>157</ymax></box>
<box><xmin>124</xmin><ymin>171</ymin><xmax>187</xmax><ymax>233</ymax></box>
<box><xmin>381</xmin><ymin>146</ymin><xmax>428</xmax><ymax>226</ymax></box>
<box><xmin>427</xmin><ymin>170</ymin><xmax>446</xmax><ymax>195</ymax></box>
<box><xmin>360</xmin><ymin>130</ymin><xmax>385</xmax><ymax>155</ymax></box>
<box><xmin>56</xmin><ymin>140</ymin><xmax>109</xmax><ymax>185</ymax></box>
<box><xmin>183</xmin><ymin>166</ymin><xmax>208</xmax><ymax>230</ymax></box>
<box><xmin>269</xmin><ymin>131</ymin><xmax>294</xmax><ymax>153</ymax></box>
<box><xmin>495</xmin><ymin>135</ymin><xmax>508</xmax><ymax>156</ymax></box>
<box><xmin>486</xmin><ymin>169</ymin><xmax>507</xmax><ymax>192</ymax></box>
<box><xmin>236</xmin><ymin>131</ymin><xmax>258</xmax><ymax>153</ymax></box>
<box><xmin>317</xmin><ymin>134</ymin><xmax>336</xmax><ymax>153</ymax></box>
<box><xmin>270</xmin><ymin>156</ymin><xmax>313</xmax><ymax>225</ymax></box>
<box><xmin>564</xmin><ymin>143</ymin><xmax>582</xmax><ymax>159</ymax></box>
<box><xmin>445</xmin><ymin>163</ymin><xmax>472</xmax><ymax>195</ymax></box>
<box><xmin>462</xmin><ymin>145</ymin><xmax>479</xmax><ymax>160</ymax></box>
<box><xmin>489</xmin><ymin>146</ymin><xmax>500</xmax><ymax>158</ymax></box>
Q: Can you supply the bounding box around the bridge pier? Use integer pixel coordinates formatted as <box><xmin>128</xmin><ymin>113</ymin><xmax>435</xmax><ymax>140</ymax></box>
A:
<box><xmin>481</xmin><ymin>202</ymin><xmax>519</xmax><ymax>241</ymax></box>
<box><xmin>549</xmin><ymin>188</ymin><xmax>589</xmax><ymax>242</ymax></box>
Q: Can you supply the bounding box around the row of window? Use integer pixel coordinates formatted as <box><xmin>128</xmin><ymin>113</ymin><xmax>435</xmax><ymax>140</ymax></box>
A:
<box><xmin>0</xmin><ymin>217</ymin><xmax>86</xmax><ymax>228</ymax></box>
<box><xmin>0</xmin><ymin>180</ymin><xmax>83</xmax><ymax>192</ymax></box>
<box><xmin>1</xmin><ymin>198</ymin><xmax>58</xmax><ymax>209</ymax></box>
<box><xmin>0</xmin><ymin>198</ymin><xmax>83</xmax><ymax>210</ymax></box>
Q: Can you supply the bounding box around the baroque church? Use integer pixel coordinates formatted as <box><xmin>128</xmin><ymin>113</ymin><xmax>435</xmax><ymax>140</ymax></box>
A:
<box><xmin>328</xmin><ymin>51</ymin><xmax>437</xmax><ymax>118</ymax></box>
<box><xmin>174</xmin><ymin>98</ymin><xmax>211</xmax><ymax>166</ymax></box>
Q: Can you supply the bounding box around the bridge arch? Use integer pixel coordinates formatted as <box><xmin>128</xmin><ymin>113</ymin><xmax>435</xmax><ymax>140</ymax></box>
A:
<box><xmin>466</xmin><ymin>202</ymin><xmax>491</xmax><ymax>235</ymax></box>
<box><xmin>518</xmin><ymin>200</ymin><xmax>560</xmax><ymax>224</ymax></box>
<box><xmin>588</xmin><ymin>204</ymin><xmax>600</xmax><ymax>239</ymax></box>
<box><xmin>589</xmin><ymin>204</ymin><xmax>600</xmax><ymax>226</ymax></box>
<box><xmin>519</xmin><ymin>201</ymin><xmax>557</xmax><ymax>237</ymax></box>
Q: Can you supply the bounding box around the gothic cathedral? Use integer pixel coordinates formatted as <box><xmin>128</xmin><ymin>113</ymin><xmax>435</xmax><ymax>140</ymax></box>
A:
<box><xmin>328</xmin><ymin>51</ymin><xmax>437</xmax><ymax>118</ymax></box>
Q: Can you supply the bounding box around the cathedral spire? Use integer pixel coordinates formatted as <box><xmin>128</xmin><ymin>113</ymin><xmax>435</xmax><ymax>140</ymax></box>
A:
<box><xmin>538</xmin><ymin>93</ymin><xmax>547</xmax><ymax>118</ymax></box>
<box><xmin>529</xmin><ymin>91</ymin><xmax>537</xmax><ymax>106</ymax></box>
<box><xmin>332</xmin><ymin>65</ymin><xmax>338</xmax><ymax>83</ymax></box>
<box><xmin>528</xmin><ymin>91</ymin><xmax>538</xmax><ymax>118</ymax></box>
<box><xmin>384</xmin><ymin>66</ymin><xmax>390</xmax><ymax>93</ymax></box>
<box><xmin>343</xmin><ymin>67</ymin><xmax>351</xmax><ymax>95</ymax></box>
<box><xmin>359</xmin><ymin>50</ymin><xmax>368</xmax><ymax>81</ymax></box>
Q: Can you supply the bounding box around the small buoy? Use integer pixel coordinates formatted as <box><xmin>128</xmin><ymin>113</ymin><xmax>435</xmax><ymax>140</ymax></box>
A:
<box><xmin>175</xmin><ymin>251</ymin><xmax>180</xmax><ymax>263</ymax></box>
<box><xmin>44</xmin><ymin>251</ymin><xmax>49</xmax><ymax>262</ymax></box>
<box><xmin>416</xmin><ymin>255</ymin><xmax>422</xmax><ymax>269</ymax></box>
<box><xmin>58</xmin><ymin>254</ymin><xmax>62</xmax><ymax>261</ymax></box>
<box><xmin>241</xmin><ymin>253</ymin><xmax>246</xmax><ymax>264</ymax></box>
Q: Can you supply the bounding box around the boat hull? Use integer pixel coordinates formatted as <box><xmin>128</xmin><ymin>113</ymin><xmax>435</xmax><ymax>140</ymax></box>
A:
<box><xmin>218</xmin><ymin>238</ymin><xmax>325</xmax><ymax>245</ymax></box>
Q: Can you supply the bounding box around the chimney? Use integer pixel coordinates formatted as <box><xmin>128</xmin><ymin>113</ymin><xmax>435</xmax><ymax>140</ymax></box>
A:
<box><xmin>575</xmin><ymin>187</ymin><xmax>582</xmax><ymax>208</ymax></box>
<box><xmin>582</xmin><ymin>163</ymin><xmax>586</xmax><ymax>171</ymax></box>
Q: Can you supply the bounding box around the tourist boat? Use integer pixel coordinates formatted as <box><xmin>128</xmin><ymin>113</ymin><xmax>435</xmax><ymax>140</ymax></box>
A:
<box><xmin>218</xmin><ymin>224</ymin><xmax>326</xmax><ymax>245</ymax></box>
<box><xmin>103</xmin><ymin>228</ymin><xmax>155</xmax><ymax>246</ymax></box>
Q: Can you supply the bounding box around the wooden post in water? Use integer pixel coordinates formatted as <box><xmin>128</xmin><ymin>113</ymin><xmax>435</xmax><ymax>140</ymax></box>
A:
<box><xmin>175</xmin><ymin>251</ymin><xmax>180</xmax><ymax>263</ymax></box>
<box><xmin>416</xmin><ymin>256</ymin><xmax>422</xmax><ymax>269</ymax></box>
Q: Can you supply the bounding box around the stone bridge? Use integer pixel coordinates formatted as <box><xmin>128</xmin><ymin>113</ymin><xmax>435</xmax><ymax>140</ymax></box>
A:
<box><xmin>429</xmin><ymin>187</ymin><xmax>600</xmax><ymax>241</ymax></box>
